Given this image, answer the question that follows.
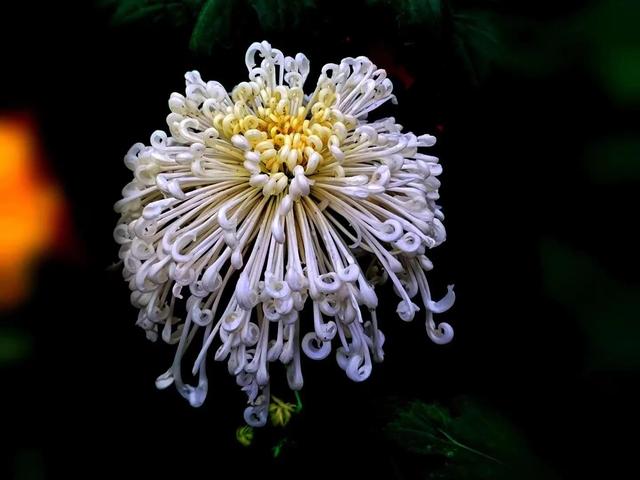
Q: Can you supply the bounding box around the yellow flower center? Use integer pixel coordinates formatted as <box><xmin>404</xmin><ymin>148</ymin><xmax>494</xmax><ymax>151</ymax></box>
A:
<box><xmin>214</xmin><ymin>84</ymin><xmax>352</xmax><ymax>181</ymax></box>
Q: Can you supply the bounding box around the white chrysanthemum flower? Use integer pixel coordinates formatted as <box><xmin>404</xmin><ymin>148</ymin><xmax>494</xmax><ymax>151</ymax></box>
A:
<box><xmin>114</xmin><ymin>41</ymin><xmax>455</xmax><ymax>426</ymax></box>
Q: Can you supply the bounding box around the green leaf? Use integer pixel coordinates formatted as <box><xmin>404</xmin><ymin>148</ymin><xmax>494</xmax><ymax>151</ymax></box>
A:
<box><xmin>579</xmin><ymin>0</ymin><xmax>640</xmax><ymax>105</ymax></box>
<box><xmin>13</xmin><ymin>449</ymin><xmax>45</xmax><ymax>480</ymax></box>
<box><xmin>366</xmin><ymin>0</ymin><xmax>442</xmax><ymax>27</ymax></box>
<box><xmin>249</xmin><ymin>0</ymin><xmax>284</xmax><ymax>31</ymax></box>
<box><xmin>248</xmin><ymin>0</ymin><xmax>315</xmax><ymax>31</ymax></box>
<box><xmin>189</xmin><ymin>0</ymin><xmax>233</xmax><ymax>55</ymax></box>
<box><xmin>102</xmin><ymin>0</ymin><xmax>201</xmax><ymax>26</ymax></box>
<box><xmin>540</xmin><ymin>238</ymin><xmax>640</xmax><ymax>370</ymax></box>
<box><xmin>0</xmin><ymin>328</ymin><xmax>32</xmax><ymax>365</ymax></box>
<box><xmin>272</xmin><ymin>438</ymin><xmax>287</xmax><ymax>458</ymax></box>
<box><xmin>401</xmin><ymin>0</ymin><xmax>442</xmax><ymax>27</ymax></box>
<box><xmin>386</xmin><ymin>398</ymin><xmax>559</xmax><ymax>480</ymax></box>
<box><xmin>584</xmin><ymin>135</ymin><xmax>640</xmax><ymax>184</ymax></box>
<box><xmin>453</xmin><ymin>11</ymin><xmax>501</xmax><ymax>84</ymax></box>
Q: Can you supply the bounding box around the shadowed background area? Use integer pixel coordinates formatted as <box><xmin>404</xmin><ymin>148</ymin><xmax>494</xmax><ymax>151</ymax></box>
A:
<box><xmin>1</xmin><ymin>1</ymin><xmax>638</xmax><ymax>479</ymax></box>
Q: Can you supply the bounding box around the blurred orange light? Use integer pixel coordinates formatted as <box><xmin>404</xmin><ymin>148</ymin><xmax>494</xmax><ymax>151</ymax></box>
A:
<box><xmin>0</xmin><ymin>116</ymin><xmax>63</xmax><ymax>309</ymax></box>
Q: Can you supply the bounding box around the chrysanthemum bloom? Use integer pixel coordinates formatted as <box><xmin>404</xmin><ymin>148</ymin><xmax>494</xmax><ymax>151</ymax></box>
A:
<box><xmin>114</xmin><ymin>41</ymin><xmax>455</xmax><ymax>426</ymax></box>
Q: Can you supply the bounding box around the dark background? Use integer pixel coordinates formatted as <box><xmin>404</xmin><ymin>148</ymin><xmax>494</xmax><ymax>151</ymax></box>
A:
<box><xmin>1</xmin><ymin>1</ymin><xmax>638</xmax><ymax>478</ymax></box>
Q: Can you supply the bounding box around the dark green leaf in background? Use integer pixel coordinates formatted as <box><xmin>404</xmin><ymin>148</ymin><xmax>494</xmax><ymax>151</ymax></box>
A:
<box><xmin>579</xmin><ymin>0</ymin><xmax>640</xmax><ymax>106</ymax></box>
<box><xmin>453</xmin><ymin>11</ymin><xmax>500</xmax><ymax>85</ymax></box>
<box><xmin>373</xmin><ymin>0</ymin><xmax>443</xmax><ymax>28</ymax></box>
<box><xmin>189</xmin><ymin>0</ymin><xmax>233</xmax><ymax>54</ymax></box>
<box><xmin>0</xmin><ymin>328</ymin><xmax>32</xmax><ymax>366</ymax></box>
<box><xmin>12</xmin><ymin>449</ymin><xmax>45</xmax><ymax>480</ymax></box>
<box><xmin>99</xmin><ymin>0</ymin><xmax>502</xmax><ymax>84</ymax></box>
<box><xmin>584</xmin><ymin>135</ymin><xmax>640</xmax><ymax>184</ymax></box>
<box><xmin>386</xmin><ymin>398</ymin><xmax>559</xmax><ymax>479</ymax></box>
<box><xmin>540</xmin><ymin>239</ymin><xmax>640</xmax><ymax>371</ymax></box>
<box><xmin>100</xmin><ymin>0</ymin><xmax>201</xmax><ymax>26</ymax></box>
<box><xmin>249</xmin><ymin>0</ymin><xmax>315</xmax><ymax>32</ymax></box>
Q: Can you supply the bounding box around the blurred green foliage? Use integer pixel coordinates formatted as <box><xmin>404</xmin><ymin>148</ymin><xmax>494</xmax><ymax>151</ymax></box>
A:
<box><xmin>585</xmin><ymin>135</ymin><xmax>640</xmax><ymax>184</ymax></box>
<box><xmin>235</xmin><ymin>425</ymin><xmax>254</xmax><ymax>446</ymax></box>
<box><xmin>98</xmin><ymin>0</ymin><xmax>640</xmax><ymax>99</ymax></box>
<box><xmin>100</xmin><ymin>0</ymin><xmax>199</xmax><ymax>26</ymax></box>
<box><xmin>386</xmin><ymin>398</ymin><xmax>558</xmax><ymax>479</ymax></box>
<box><xmin>0</xmin><ymin>328</ymin><xmax>32</xmax><ymax>365</ymax></box>
<box><xmin>189</xmin><ymin>0</ymin><xmax>232</xmax><ymax>54</ymax></box>
<box><xmin>452</xmin><ymin>10</ymin><xmax>500</xmax><ymax>85</ymax></box>
<box><xmin>100</xmin><ymin>0</ymin><xmax>316</xmax><ymax>55</ymax></box>
<box><xmin>365</xmin><ymin>0</ymin><xmax>501</xmax><ymax>82</ymax></box>
<box><xmin>99</xmin><ymin>0</ymin><xmax>503</xmax><ymax>83</ymax></box>
<box><xmin>272</xmin><ymin>437</ymin><xmax>286</xmax><ymax>458</ymax></box>
<box><xmin>248</xmin><ymin>0</ymin><xmax>315</xmax><ymax>31</ymax></box>
<box><xmin>12</xmin><ymin>449</ymin><xmax>45</xmax><ymax>480</ymax></box>
<box><xmin>366</xmin><ymin>0</ymin><xmax>443</xmax><ymax>28</ymax></box>
<box><xmin>580</xmin><ymin>0</ymin><xmax>640</xmax><ymax>105</ymax></box>
<box><xmin>490</xmin><ymin>0</ymin><xmax>640</xmax><ymax>104</ymax></box>
<box><xmin>541</xmin><ymin>239</ymin><xmax>640</xmax><ymax>370</ymax></box>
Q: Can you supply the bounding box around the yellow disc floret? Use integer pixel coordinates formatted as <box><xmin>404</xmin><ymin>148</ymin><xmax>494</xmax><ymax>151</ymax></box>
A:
<box><xmin>213</xmin><ymin>83</ymin><xmax>354</xmax><ymax>196</ymax></box>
